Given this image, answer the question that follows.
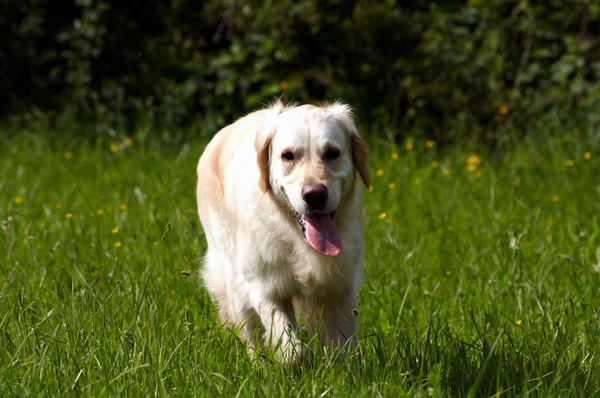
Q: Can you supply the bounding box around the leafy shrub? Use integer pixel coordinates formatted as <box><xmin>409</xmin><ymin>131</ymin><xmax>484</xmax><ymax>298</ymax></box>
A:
<box><xmin>1</xmin><ymin>0</ymin><xmax>599</xmax><ymax>142</ymax></box>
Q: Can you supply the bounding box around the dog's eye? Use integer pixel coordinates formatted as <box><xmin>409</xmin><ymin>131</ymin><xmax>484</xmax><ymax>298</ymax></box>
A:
<box><xmin>325</xmin><ymin>148</ymin><xmax>340</xmax><ymax>161</ymax></box>
<box><xmin>282</xmin><ymin>151</ymin><xmax>294</xmax><ymax>161</ymax></box>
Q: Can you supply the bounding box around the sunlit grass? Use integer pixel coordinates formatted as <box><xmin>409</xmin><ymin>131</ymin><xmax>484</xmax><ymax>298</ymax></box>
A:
<box><xmin>1</xmin><ymin>125</ymin><xmax>599</xmax><ymax>396</ymax></box>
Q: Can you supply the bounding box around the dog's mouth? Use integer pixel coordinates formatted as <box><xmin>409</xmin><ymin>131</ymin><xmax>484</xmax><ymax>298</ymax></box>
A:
<box><xmin>292</xmin><ymin>209</ymin><xmax>341</xmax><ymax>257</ymax></box>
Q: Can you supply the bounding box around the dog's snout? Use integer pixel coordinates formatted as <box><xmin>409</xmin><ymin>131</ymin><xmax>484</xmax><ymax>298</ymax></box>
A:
<box><xmin>302</xmin><ymin>184</ymin><xmax>328</xmax><ymax>208</ymax></box>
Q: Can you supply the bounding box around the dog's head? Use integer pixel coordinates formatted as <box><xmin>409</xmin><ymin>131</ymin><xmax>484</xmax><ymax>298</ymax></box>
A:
<box><xmin>256</xmin><ymin>101</ymin><xmax>369</xmax><ymax>257</ymax></box>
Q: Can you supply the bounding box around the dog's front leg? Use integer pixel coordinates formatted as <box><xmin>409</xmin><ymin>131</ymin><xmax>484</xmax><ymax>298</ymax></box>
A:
<box><xmin>248</xmin><ymin>288</ymin><xmax>301</xmax><ymax>363</ymax></box>
<box><xmin>319</xmin><ymin>293</ymin><xmax>359</xmax><ymax>352</ymax></box>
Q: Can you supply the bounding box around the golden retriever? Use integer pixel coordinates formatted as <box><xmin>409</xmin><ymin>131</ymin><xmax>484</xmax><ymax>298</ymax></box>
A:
<box><xmin>196</xmin><ymin>100</ymin><xmax>369</xmax><ymax>362</ymax></box>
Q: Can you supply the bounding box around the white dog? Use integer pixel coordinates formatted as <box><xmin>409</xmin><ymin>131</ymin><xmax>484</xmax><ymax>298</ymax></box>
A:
<box><xmin>196</xmin><ymin>100</ymin><xmax>369</xmax><ymax>362</ymax></box>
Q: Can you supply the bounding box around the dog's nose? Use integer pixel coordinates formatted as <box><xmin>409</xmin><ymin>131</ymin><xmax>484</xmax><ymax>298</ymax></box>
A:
<box><xmin>302</xmin><ymin>184</ymin><xmax>328</xmax><ymax>208</ymax></box>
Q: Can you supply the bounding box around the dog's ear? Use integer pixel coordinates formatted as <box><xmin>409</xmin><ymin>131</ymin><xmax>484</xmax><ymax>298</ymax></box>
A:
<box><xmin>350</xmin><ymin>134</ymin><xmax>370</xmax><ymax>188</ymax></box>
<box><xmin>255</xmin><ymin>100</ymin><xmax>291</xmax><ymax>193</ymax></box>
<box><xmin>256</xmin><ymin>135</ymin><xmax>272</xmax><ymax>193</ymax></box>
<box><xmin>327</xmin><ymin>102</ymin><xmax>370</xmax><ymax>188</ymax></box>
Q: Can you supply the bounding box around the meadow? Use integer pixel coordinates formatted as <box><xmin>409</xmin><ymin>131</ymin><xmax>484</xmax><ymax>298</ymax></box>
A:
<box><xmin>1</xmin><ymin>120</ymin><xmax>599</xmax><ymax>396</ymax></box>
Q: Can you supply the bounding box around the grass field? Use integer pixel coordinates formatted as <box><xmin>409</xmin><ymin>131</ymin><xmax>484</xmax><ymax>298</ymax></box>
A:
<box><xmin>1</xmin><ymin>122</ymin><xmax>600</xmax><ymax>396</ymax></box>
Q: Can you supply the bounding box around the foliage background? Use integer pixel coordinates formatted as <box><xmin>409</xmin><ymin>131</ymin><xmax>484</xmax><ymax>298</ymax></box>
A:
<box><xmin>2</xmin><ymin>0</ymin><xmax>600</xmax><ymax>142</ymax></box>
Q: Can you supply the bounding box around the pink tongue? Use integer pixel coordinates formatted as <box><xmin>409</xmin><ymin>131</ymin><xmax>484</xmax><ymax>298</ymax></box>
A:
<box><xmin>303</xmin><ymin>213</ymin><xmax>342</xmax><ymax>256</ymax></box>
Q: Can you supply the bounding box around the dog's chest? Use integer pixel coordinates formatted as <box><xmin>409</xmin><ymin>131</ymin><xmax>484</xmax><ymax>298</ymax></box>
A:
<box><xmin>287</xmin><ymin>245</ymin><xmax>346</xmax><ymax>297</ymax></box>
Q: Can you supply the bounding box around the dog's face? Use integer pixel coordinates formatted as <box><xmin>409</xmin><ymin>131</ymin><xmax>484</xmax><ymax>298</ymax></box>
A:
<box><xmin>257</xmin><ymin>103</ymin><xmax>369</xmax><ymax>257</ymax></box>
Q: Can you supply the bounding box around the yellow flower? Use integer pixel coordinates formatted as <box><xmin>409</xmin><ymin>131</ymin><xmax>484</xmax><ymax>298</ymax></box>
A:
<box><xmin>430</xmin><ymin>161</ymin><xmax>439</xmax><ymax>169</ymax></box>
<box><xmin>475</xmin><ymin>170</ymin><xmax>483</xmax><ymax>178</ymax></box>
<box><xmin>56</xmin><ymin>203</ymin><xmax>62</xmax><ymax>209</ymax></box>
<box><xmin>376</xmin><ymin>169</ymin><xmax>384</xmax><ymax>177</ymax></box>
<box><xmin>66</xmin><ymin>213</ymin><xmax>73</xmax><ymax>219</ymax></box>
<box><xmin>405</xmin><ymin>142</ymin><xmax>414</xmax><ymax>151</ymax></box>
<box><xmin>388</xmin><ymin>182</ymin><xmax>396</xmax><ymax>190</ymax></box>
<box><xmin>445</xmin><ymin>271</ymin><xmax>451</xmax><ymax>276</ymax></box>
<box><xmin>14</xmin><ymin>196</ymin><xmax>23</xmax><ymax>204</ymax></box>
<box><xmin>64</xmin><ymin>152</ymin><xmax>73</xmax><ymax>160</ymax></box>
<box><xmin>114</xmin><ymin>242</ymin><xmax>122</xmax><ymax>248</ymax></box>
<box><xmin>465</xmin><ymin>164</ymin><xmax>477</xmax><ymax>172</ymax></box>
<box><xmin>110</xmin><ymin>144</ymin><xmax>118</xmax><ymax>153</ymax></box>
<box><xmin>125</xmin><ymin>138</ymin><xmax>133</xmax><ymax>147</ymax></box>
<box><xmin>551</xmin><ymin>194</ymin><xmax>559</xmax><ymax>202</ymax></box>
<box><xmin>280</xmin><ymin>80</ymin><xmax>289</xmax><ymax>90</ymax></box>
<box><xmin>466</xmin><ymin>154</ymin><xmax>482</xmax><ymax>165</ymax></box>
<box><xmin>426</xmin><ymin>140</ymin><xmax>435</xmax><ymax>148</ymax></box>
<box><xmin>515</xmin><ymin>319</ymin><xmax>522</xmax><ymax>326</ymax></box>
<box><xmin>96</xmin><ymin>209</ymin><xmax>104</xmax><ymax>216</ymax></box>
<box><xmin>565</xmin><ymin>159</ymin><xmax>574</xmax><ymax>167</ymax></box>
<box><xmin>584</xmin><ymin>152</ymin><xmax>591</xmax><ymax>160</ymax></box>
<box><xmin>120</xmin><ymin>203</ymin><xmax>128</xmax><ymax>210</ymax></box>
<box><xmin>442</xmin><ymin>168</ymin><xmax>451</xmax><ymax>176</ymax></box>
<box><xmin>111</xmin><ymin>226</ymin><xmax>119</xmax><ymax>234</ymax></box>
<box><xmin>391</xmin><ymin>152</ymin><xmax>399</xmax><ymax>160</ymax></box>
<box><xmin>499</xmin><ymin>105</ymin><xmax>508</xmax><ymax>115</ymax></box>
<box><xmin>368</xmin><ymin>185</ymin><xmax>374</xmax><ymax>192</ymax></box>
<box><xmin>378</xmin><ymin>212</ymin><xmax>386</xmax><ymax>220</ymax></box>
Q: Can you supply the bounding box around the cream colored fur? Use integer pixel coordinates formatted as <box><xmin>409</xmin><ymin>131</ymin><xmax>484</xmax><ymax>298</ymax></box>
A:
<box><xmin>196</xmin><ymin>100</ymin><xmax>369</xmax><ymax>362</ymax></box>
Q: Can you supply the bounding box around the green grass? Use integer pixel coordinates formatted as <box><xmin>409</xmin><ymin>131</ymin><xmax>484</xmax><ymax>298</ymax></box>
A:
<box><xmin>1</xmin><ymin>124</ymin><xmax>599</xmax><ymax>396</ymax></box>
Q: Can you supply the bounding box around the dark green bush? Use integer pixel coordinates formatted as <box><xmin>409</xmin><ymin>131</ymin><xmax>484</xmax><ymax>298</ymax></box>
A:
<box><xmin>1</xmin><ymin>0</ymin><xmax>599</xmax><ymax>141</ymax></box>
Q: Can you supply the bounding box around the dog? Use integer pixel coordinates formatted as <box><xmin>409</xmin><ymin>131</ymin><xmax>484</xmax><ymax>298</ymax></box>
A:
<box><xmin>196</xmin><ymin>100</ymin><xmax>369</xmax><ymax>362</ymax></box>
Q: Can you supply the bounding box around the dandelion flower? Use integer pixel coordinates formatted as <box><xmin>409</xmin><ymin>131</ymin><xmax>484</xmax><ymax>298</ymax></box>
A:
<box><xmin>64</xmin><ymin>152</ymin><xmax>73</xmax><ymax>160</ymax></box>
<box><xmin>96</xmin><ymin>209</ymin><xmax>104</xmax><ymax>216</ymax></box>
<box><xmin>368</xmin><ymin>186</ymin><xmax>374</xmax><ymax>192</ymax></box>
<box><xmin>584</xmin><ymin>152</ymin><xmax>591</xmax><ymax>160</ymax></box>
<box><xmin>499</xmin><ymin>105</ymin><xmax>508</xmax><ymax>115</ymax></box>
<box><xmin>280</xmin><ymin>80</ymin><xmax>289</xmax><ymax>90</ymax></box>
<box><xmin>56</xmin><ymin>203</ymin><xmax>62</xmax><ymax>209</ymax></box>
<box><xmin>551</xmin><ymin>194</ymin><xmax>559</xmax><ymax>202</ymax></box>
<box><xmin>442</xmin><ymin>168</ymin><xmax>451</xmax><ymax>176</ymax></box>
<box><xmin>465</xmin><ymin>164</ymin><xmax>477</xmax><ymax>172</ymax></box>
<box><xmin>114</xmin><ymin>241</ymin><xmax>122</xmax><ymax>248</ymax></box>
<box><xmin>515</xmin><ymin>319</ymin><xmax>522</xmax><ymax>325</ymax></box>
<box><xmin>405</xmin><ymin>142</ymin><xmax>414</xmax><ymax>151</ymax></box>
<box><xmin>388</xmin><ymin>182</ymin><xmax>396</xmax><ymax>190</ymax></box>
<box><xmin>475</xmin><ymin>170</ymin><xmax>483</xmax><ymax>178</ymax></box>
<box><xmin>110</xmin><ymin>144</ymin><xmax>118</xmax><ymax>153</ymax></box>
<box><xmin>376</xmin><ymin>169</ymin><xmax>384</xmax><ymax>177</ymax></box>
<box><xmin>565</xmin><ymin>159</ymin><xmax>574</xmax><ymax>167</ymax></box>
<box><xmin>111</xmin><ymin>226</ymin><xmax>119</xmax><ymax>234</ymax></box>
<box><xmin>426</xmin><ymin>140</ymin><xmax>435</xmax><ymax>148</ymax></box>
<box><xmin>120</xmin><ymin>203</ymin><xmax>128</xmax><ymax>210</ymax></box>
<box><xmin>378</xmin><ymin>212</ymin><xmax>386</xmax><ymax>220</ymax></box>
<box><xmin>391</xmin><ymin>152</ymin><xmax>399</xmax><ymax>160</ymax></box>
<box><xmin>446</xmin><ymin>271</ymin><xmax>451</xmax><ymax>276</ymax></box>
<box><xmin>125</xmin><ymin>138</ymin><xmax>133</xmax><ymax>147</ymax></box>
<box><xmin>466</xmin><ymin>154</ymin><xmax>482</xmax><ymax>165</ymax></box>
<box><xmin>430</xmin><ymin>161</ymin><xmax>439</xmax><ymax>169</ymax></box>
<box><xmin>14</xmin><ymin>196</ymin><xmax>23</xmax><ymax>204</ymax></box>
<box><xmin>66</xmin><ymin>213</ymin><xmax>73</xmax><ymax>219</ymax></box>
